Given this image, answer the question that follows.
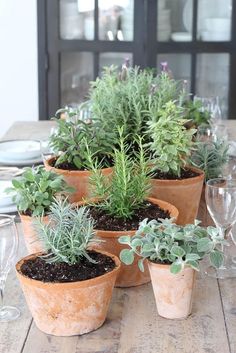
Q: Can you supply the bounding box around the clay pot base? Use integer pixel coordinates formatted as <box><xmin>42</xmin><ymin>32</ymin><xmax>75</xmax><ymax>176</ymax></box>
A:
<box><xmin>19</xmin><ymin>251</ymin><xmax>116</xmax><ymax>283</ymax></box>
<box><xmin>153</xmin><ymin>167</ymin><xmax>200</xmax><ymax>180</ymax></box>
<box><xmin>89</xmin><ymin>200</ymin><xmax>171</xmax><ymax>231</ymax></box>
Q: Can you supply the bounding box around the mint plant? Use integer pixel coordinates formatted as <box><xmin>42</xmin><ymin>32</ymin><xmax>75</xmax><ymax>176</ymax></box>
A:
<box><xmin>148</xmin><ymin>101</ymin><xmax>196</xmax><ymax>176</ymax></box>
<box><xmin>49</xmin><ymin>106</ymin><xmax>114</xmax><ymax>170</ymax></box>
<box><xmin>86</xmin><ymin>128</ymin><xmax>152</xmax><ymax>220</ymax></box>
<box><xmin>6</xmin><ymin>166</ymin><xmax>73</xmax><ymax>216</ymax></box>
<box><xmin>119</xmin><ymin>218</ymin><xmax>225</xmax><ymax>274</ymax></box>
<box><xmin>190</xmin><ymin>140</ymin><xmax>229</xmax><ymax>181</ymax></box>
<box><xmin>35</xmin><ymin>198</ymin><xmax>97</xmax><ymax>265</ymax></box>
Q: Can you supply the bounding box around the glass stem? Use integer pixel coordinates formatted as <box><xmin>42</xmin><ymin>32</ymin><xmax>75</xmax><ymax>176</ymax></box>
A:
<box><xmin>0</xmin><ymin>278</ymin><xmax>6</xmax><ymax>309</ymax></box>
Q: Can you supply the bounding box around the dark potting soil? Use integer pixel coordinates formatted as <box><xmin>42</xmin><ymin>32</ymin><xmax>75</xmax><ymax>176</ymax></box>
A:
<box><xmin>89</xmin><ymin>201</ymin><xmax>170</xmax><ymax>231</ymax></box>
<box><xmin>20</xmin><ymin>251</ymin><xmax>116</xmax><ymax>283</ymax></box>
<box><xmin>51</xmin><ymin>156</ymin><xmax>113</xmax><ymax>171</ymax></box>
<box><xmin>153</xmin><ymin>167</ymin><xmax>200</xmax><ymax>180</ymax></box>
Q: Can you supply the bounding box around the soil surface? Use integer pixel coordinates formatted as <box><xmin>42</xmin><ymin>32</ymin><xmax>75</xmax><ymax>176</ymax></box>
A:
<box><xmin>51</xmin><ymin>156</ymin><xmax>113</xmax><ymax>171</ymax></box>
<box><xmin>152</xmin><ymin>167</ymin><xmax>200</xmax><ymax>180</ymax></box>
<box><xmin>89</xmin><ymin>201</ymin><xmax>170</xmax><ymax>231</ymax></box>
<box><xmin>20</xmin><ymin>251</ymin><xmax>116</xmax><ymax>283</ymax></box>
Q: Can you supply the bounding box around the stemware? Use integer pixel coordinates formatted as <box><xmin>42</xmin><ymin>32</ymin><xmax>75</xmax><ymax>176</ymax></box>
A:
<box><xmin>205</xmin><ymin>178</ymin><xmax>236</xmax><ymax>278</ymax></box>
<box><xmin>0</xmin><ymin>214</ymin><xmax>20</xmax><ymax>321</ymax></box>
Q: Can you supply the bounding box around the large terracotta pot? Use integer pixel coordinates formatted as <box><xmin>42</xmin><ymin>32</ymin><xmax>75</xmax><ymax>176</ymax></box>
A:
<box><xmin>19</xmin><ymin>214</ymin><xmax>48</xmax><ymax>254</ymax></box>
<box><xmin>150</xmin><ymin>166</ymin><xmax>204</xmax><ymax>225</ymax></box>
<box><xmin>148</xmin><ymin>261</ymin><xmax>195</xmax><ymax>319</ymax></box>
<box><xmin>197</xmin><ymin>185</ymin><xmax>214</xmax><ymax>227</ymax></box>
<box><xmin>93</xmin><ymin>197</ymin><xmax>179</xmax><ymax>288</ymax></box>
<box><xmin>44</xmin><ymin>157</ymin><xmax>112</xmax><ymax>203</ymax></box>
<box><xmin>16</xmin><ymin>250</ymin><xmax>121</xmax><ymax>336</ymax></box>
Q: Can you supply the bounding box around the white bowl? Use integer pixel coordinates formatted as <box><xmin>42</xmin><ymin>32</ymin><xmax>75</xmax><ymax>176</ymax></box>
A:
<box><xmin>0</xmin><ymin>181</ymin><xmax>16</xmax><ymax>207</ymax></box>
<box><xmin>171</xmin><ymin>32</ymin><xmax>192</xmax><ymax>42</ymax></box>
<box><xmin>0</xmin><ymin>140</ymin><xmax>41</xmax><ymax>161</ymax></box>
<box><xmin>204</xmin><ymin>18</ymin><xmax>231</xmax><ymax>32</ymax></box>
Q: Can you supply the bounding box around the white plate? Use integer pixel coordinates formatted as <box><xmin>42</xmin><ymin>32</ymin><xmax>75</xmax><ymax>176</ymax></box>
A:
<box><xmin>0</xmin><ymin>204</ymin><xmax>17</xmax><ymax>214</ymax></box>
<box><xmin>0</xmin><ymin>140</ymin><xmax>41</xmax><ymax>161</ymax></box>
<box><xmin>171</xmin><ymin>32</ymin><xmax>192</xmax><ymax>42</ymax></box>
<box><xmin>0</xmin><ymin>155</ymin><xmax>43</xmax><ymax>167</ymax></box>
<box><xmin>0</xmin><ymin>180</ymin><xmax>16</xmax><ymax>207</ymax></box>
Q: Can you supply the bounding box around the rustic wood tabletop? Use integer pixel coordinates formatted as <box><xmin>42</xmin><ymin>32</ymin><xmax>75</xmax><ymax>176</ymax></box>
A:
<box><xmin>0</xmin><ymin>120</ymin><xmax>236</xmax><ymax>353</ymax></box>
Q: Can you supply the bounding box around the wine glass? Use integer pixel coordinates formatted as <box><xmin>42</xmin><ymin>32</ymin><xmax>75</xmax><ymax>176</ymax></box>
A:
<box><xmin>205</xmin><ymin>178</ymin><xmax>236</xmax><ymax>278</ymax></box>
<box><xmin>0</xmin><ymin>215</ymin><xmax>20</xmax><ymax>322</ymax></box>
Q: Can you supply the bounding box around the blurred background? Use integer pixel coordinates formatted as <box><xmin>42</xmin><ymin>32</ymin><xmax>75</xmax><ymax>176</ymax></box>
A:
<box><xmin>0</xmin><ymin>0</ymin><xmax>235</xmax><ymax>137</ymax></box>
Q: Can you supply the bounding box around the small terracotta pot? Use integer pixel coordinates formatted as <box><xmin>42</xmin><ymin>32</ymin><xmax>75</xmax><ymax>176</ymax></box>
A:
<box><xmin>44</xmin><ymin>157</ymin><xmax>112</xmax><ymax>203</ymax></box>
<box><xmin>197</xmin><ymin>184</ymin><xmax>214</xmax><ymax>227</ymax></box>
<box><xmin>16</xmin><ymin>250</ymin><xmax>121</xmax><ymax>336</ymax></box>
<box><xmin>148</xmin><ymin>261</ymin><xmax>195</xmax><ymax>319</ymax></box>
<box><xmin>150</xmin><ymin>166</ymin><xmax>204</xmax><ymax>225</ymax></box>
<box><xmin>93</xmin><ymin>198</ymin><xmax>179</xmax><ymax>288</ymax></box>
<box><xmin>19</xmin><ymin>214</ymin><xmax>48</xmax><ymax>254</ymax></box>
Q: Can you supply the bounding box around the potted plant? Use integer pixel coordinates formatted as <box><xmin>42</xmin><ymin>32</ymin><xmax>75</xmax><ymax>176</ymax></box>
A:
<box><xmin>6</xmin><ymin>166</ymin><xmax>72</xmax><ymax>253</ymax></box>
<box><xmin>16</xmin><ymin>198</ymin><xmax>121</xmax><ymax>336</ymax></box>
<box><xmin>119</xmin><ymin>218</ymin><xmax>225</xmax><ymax>319</ymax></box>
<box><xmin>89</xmin><ymin>63</ymin><xmax>186</xmax><ymax>148</ymax></box>
<box><xmin>85</xmin><ymin>129</ymin><xmax>179</xmax><ymax>287</ymax></box>
<box><xmin>190</xmin><ymin>139</ymin><xmax>229</xmax><ymax>226</ymax></box>
<box><xmin>44</xmin><ymin>107</ymin><xmax>113</xmax><ymax>202</ymax></box>
<box><xmin>148</xmin><ymin>101</ymin><xmax>204</xmax><ymax>225</ymax></box>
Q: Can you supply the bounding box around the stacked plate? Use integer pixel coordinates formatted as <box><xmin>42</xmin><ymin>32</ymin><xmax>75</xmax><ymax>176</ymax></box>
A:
<box><xmin>158</xmin><ymin>7</ymin><xmax>171</xmax><ymax>42</ymax></box>
<box><xmin>0</xmin><ymin>180</ymin><xmax>17</xmax><ymax>213</ymax></box>
<box><xmin>0</xmin><ymin>140</ymin><xmax>42</xmax><ymax>166</ymax></box>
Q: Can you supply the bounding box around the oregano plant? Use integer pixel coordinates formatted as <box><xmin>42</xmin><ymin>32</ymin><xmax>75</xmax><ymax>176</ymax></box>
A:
<box><xmin>119</xmin><ymin>218</ymin><xmax>225</xmax><ymax>274</ymax></box>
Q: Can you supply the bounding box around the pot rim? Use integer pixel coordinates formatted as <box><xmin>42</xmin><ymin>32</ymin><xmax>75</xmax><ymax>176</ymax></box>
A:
<box><xmin>44</xmin><ymin>156</ymin><xmax>113</xmax><ymax>175</ymax></box>
<box><xmin>19</xmin><ymin>213</ymin><xmax>49</xmax><ymax>220</ymax></box>
<box><xmin>151</xmin><ymin>166</ymin><xmax>204</xmax><ymax>185</ymax></box>
<box><xmin>87</xmin><ymin>197</ymin><xmax>179</xmax><ymax>238</ymax></box>
<box><xmin>16</xmin><ymin>249</ymin><xmax>121</xmax><ymax>288</ymax></box>
<box><xmin>147</xmin><ymin>260</ymin><xmax>196</xmax><ymax>272</ymax></box>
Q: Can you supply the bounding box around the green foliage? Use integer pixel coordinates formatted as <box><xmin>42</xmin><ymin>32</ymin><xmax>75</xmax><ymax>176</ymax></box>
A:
<box><xmin>6</xmin><ymin>166</ymin><xmax>73</xmax><ymax>217</ymax></box>
<box><xmin>49</xmin><ymin>107</ymin><xmax>114</xmax><ymax>169</ymax></box>
<box><xmin>148</xmin><ymin>101</ymin><xmax>196</xmax><ymax>176</ymax></box>
<box><xmin>190</xmin><ymin>140</ymin><xmax>229</xmax><ymax>181</ymax></box>
<box><xmin>119</xmin><ymin>218</ymin><xmax>225</xmax><ymax>274</ymax></box>
<box><xmin>35</xmin><ymin>198</ymin><xmax>97</xmax><ymax>265</ymax></box>
<box><xmin>87</xmin><ymin>128</ymin><xmax>152</xmax><ymax>220</ymax></box>
<box><xmin>89</xmin><ymin>65</ymin><xmax>186</xmax><ymax>145</ymax></box>
<box><xmin>184</xmin><ymin>99</ymin><xmax>211</xmax><ymax>127</ymax></box>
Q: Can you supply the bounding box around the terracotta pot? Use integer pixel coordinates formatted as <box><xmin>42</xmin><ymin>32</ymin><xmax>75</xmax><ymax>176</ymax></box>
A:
<box><xmin>148</xmin><ymin>261</ymin><xmax>195</xmax><ymax>319</ymax></box>
<box><xmin>197</xmin><ymin>184</ymin><xmax>214</xmax><ymax>227</ymax></box>
<box><xmin>19</xmin><ymin>214</ymin><xmax>48</xmax><ymax>254</ymax></box>
<box><xmin>44</xmin><ymin>157</ymin><xmax>112</xmax><ymax>203</ymax></box>
<box><xmin>16</xmin><ymin>250</ymin><xmax>121</xmax><ymax>336</ymax></box>
<box><xmin>93</xmin><ymin>197</ymin><xmax>179</xmax><ymax>288</ymax></box>
<box><xmin>150</xmin><ymin>166</ymin><xmax>204</xmax><ymax>225</ymax></box>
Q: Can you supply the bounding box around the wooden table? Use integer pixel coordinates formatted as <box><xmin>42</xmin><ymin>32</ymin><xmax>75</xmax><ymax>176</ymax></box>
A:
<box><xmin>1</xmin><ymin>120</ymin><xmax>236</xmax><ymax>353</ymax></box>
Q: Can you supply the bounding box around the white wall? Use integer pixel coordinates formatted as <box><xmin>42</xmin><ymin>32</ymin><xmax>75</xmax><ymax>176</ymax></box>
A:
<box><xmin>0</xmin><ymin>0</ymin><xmax>38</xmax><ymax>138</ymax></box>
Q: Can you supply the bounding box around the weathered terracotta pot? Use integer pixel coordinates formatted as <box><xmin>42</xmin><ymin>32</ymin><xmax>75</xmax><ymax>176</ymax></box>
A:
<box><xmin>148</xmin><ymin>261</ymin><xmax>195</xmax><ymax>319</ymax></box>
<box><xmin>150</xmin><ymin>166</ymin><xmax>204</xmax><ymax>225</ymax></box>
<box><xmin>197</xmin><ymin>184</ymin><xmax>214</xmax><ymax>227</ymax></box>
<box><xmin>93</xmin><ymin>198</ymin><xmax>179</xmax><ymax>288</ymax></box>
<box><xmin>19</xmin><ymin>214</ymin><xmax>47</xmax><ymax>254</ymax></box>
<box><xmin>16</xmin><ymin>250</ymin><xmax>121</xmax><ymax>336</ymax></box>
<box><xmin>44</xmin><ymin>157</ymin><xmax>112</xmax><ymax>203</ymax></box>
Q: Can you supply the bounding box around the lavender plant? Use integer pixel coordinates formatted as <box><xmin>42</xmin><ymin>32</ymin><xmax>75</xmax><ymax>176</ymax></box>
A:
<box><xmin>119</xmin><ymin>218</ymin><xmax>225</xmax><ymax>274</ymax></box>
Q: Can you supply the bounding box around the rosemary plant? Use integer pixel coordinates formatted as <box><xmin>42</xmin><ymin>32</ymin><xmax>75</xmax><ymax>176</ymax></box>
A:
<box><xmin>86</xmin><ymin>129</ymin><xmax>152</xmax><ymax>220</ymax></box>
<box><xmin>148</xmin><ymin>101</ymin><xmax>196</xmax><ymax>177</ymax></box>
<box><xmin>190</xmin><ymin>140</ymin><xmax>229</xmax><ymax>181</ymax></box>
<box><xmin>36</xmin><ymin>198</ymin><xmax>97</xmax><ymax>265</ymax></box>
<box><xmin>119</xmin><ymin>218</ymin><xmax>225</xmax><ymax>274</ymax></box>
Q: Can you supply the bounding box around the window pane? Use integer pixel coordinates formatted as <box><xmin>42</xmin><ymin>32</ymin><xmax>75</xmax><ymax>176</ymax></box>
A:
<box><xmin>99</xmin><ymin>53</ymin><xmax>133</xmax><ymax>74</ymax></box>
<box><xmin>197</xmin><ymin>0</ymin><xmax>232</xmax><ymax>41</ymax></box>
<box><xmin>60</xmin><ymin>52</ymin><xmax>94</xmax><ymax>107</ymax></box>
<box><xmin>157</xmin><ymin>0</ymin><xmax>193</xmax><ymax>42</ymax></box>
<box><xmin>196</xmin><ymin>54</ymin><xmax>229</xmax><ymax>117</ymax></box>
<box><xmin>60</xmin><ymin>0</ymin><xmax>94</xmax><ymax>40</ymax></box>
<box><xmin>99</xmin><ymin>0</ymin><xmax>134</xmax><ymax>41</ymax></box>
<box><xmin>157</xmin><ymin>54</ymin><xmax>191</xmax><ymax>91</ymax></box>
